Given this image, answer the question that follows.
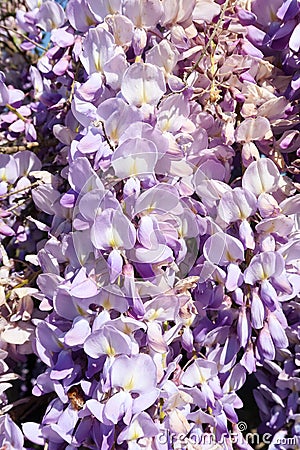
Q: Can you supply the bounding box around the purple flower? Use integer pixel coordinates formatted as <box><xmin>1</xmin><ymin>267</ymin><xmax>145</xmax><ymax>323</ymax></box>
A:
<box><xmin>242</xmin><ymin>159</ymin><xmax>281</xmax><ymax>197</ymax></box>
<box><xmin>91</xmin><ymin>209</ymin><xmax>135</xmax><ymax>251</ymax></box>
<box><xmin>102</xmin><ymin>353</ymin><xmax>160</xmax><ymax>424</ymax></box>
<box><xmin>121</xmin><ymin>62</ymin><xmax>166</xmax><ymax>108</ymax></box>
<box><xmin>2</xmin><ymin>0</ymin><xmax>300</xmax><ymax>447</ymax></box>
<box><xmin>0</xmin><ymin>414</ymin><xmax>24</xmax><ymax>450</ymax></box>
<box><xmin>66</xmin><ymin>0</ymin><xmax>97</xmax><ymax>32</ymax></box>
<box><xmin>83</xmin><ymin>324</ymin><xmax>133</xmax><ymax>358</ymax></box>
<box><xmin>117</xmin><ymin>412</ymin><xmax>159</xmax><ymax>444</ymax></box>
<box><xmin>244</xmin><ymin>251</ymin><xmax>291</xmax><ymax>310</ymax></box>
<box><xmin>36</xmin><ymin>1</ymin><xmax>66</xmax><ymax>31</ymax></box>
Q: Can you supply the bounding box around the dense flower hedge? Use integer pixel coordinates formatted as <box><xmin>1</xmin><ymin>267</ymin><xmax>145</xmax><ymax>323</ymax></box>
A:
<box><xmin>0</xmin><ymin>0</ymin><xmax>299</xmax><ymax>449</ymax></box>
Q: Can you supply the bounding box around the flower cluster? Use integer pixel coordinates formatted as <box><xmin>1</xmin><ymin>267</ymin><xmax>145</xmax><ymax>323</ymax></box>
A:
<box><xmin>0</xmin><ymin>1</ymin><xmax>299</xmax><ymax>449</ymax></box>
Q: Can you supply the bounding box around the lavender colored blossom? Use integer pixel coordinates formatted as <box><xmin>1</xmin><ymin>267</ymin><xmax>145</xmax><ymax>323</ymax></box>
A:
<box><xmin>0</xmin><ymin>1</ymin><xmax>300</xmax><ymax>449</ymax></box>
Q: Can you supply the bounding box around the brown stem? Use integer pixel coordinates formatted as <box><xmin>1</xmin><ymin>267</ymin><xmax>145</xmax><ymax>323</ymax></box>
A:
<box><xmin>184</xmin><ymin>0</ymin><xmax>233</xmax><ymax>80</ymax></box>
<box><xmin>0</xmin><ymin>24</ymin><xmax>47</xmax><ymax>51</ymax></box>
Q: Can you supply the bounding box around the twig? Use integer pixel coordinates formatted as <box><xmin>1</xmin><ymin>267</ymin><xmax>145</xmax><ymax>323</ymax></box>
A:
<box><xmin>184</xmin><ymin>0</ymin><xmax>232</xmax><ymax>80</ymax></box>
<box><xmin>5</xmin><ymin>198</ymin><xmax>31</xmax><ymax>212</ymax></box>
<box><xmin>96</xmin><ymin>119</ymin><xmax>115</xmax><ymax>151</ymax></box>
<box><xmin>67</xmin><ymin>62</ymin><xmax>80</xmax><ymax>105</ymax></box>
<box><xmin>0</xmin><ymin>142</ymin><xmax>39</xmax><ymax>154</ymax></box>
<box><xmin>0</xmin><ymin>24</ymin><xmax>47</xmax><ymax>52</ymax></box>
<box><xmin>0</xmin><ymin>181</ymin><xmax>39</xmax><ymax>200</ymax></box>
<box><xmin>5</xmin><ymin>103</ymin><xmax>27</xmax><ymax>122</ymax></box>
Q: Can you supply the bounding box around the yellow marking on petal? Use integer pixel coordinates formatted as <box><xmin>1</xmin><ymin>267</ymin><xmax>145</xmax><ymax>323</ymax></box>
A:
<box><xmin>265</xmin><ymin>223</ymin><xmax>276</xmax><ymax>234</ymax></box>
<box><xmin>136</xmin><ymin>15</ymin><xmax>143</xmax><ymax>29</ymax></box>
<box><xmin>130</xmin><ymin>423</ymin><xmax>143</xmax><ymax>440</ymax></box>
<box><xmin>110</xmin><ymin>128</ymin><xmax>119</xmax><ymax>142</ymax></box>
<box><xmin>147</xmin><ymin>309</ymin><xmax>160</xmax><ymax>321</ymax></box>
<box><xmin>141</xmin><ymin>82</ymin><xmax>148</xmax><ymax>104</ymax></box>
<box><xmin>185</xmin><ymin>317</ymin><xmax>194</xmax><ymax>327</ymax></box>
<box><xmin>76</xmin><ymin>305</ymin><xmax>86</xmax><ymax>316</ymax></box>
<box><xmin>146</xmin><ymin>203</ymin><xmax>155</xmax><ymax>214</ymax></box>
<box><xmin>162</xmin><ymin>352</ymin><xmax>167</xmax><ymax>368</ymax></box>
<box><xmin>225</xmin><ymin>251</ymin><xmax>235</xmax><ymax>263</ymax></box>
<box><xmin>102</xmin><ymin>298</ymin><xmax>112</xmax><ymax>310</ymax></box>
<box><xmin>270</xmin><ymin>8</ymin><xmax>278</xmax><ymax>22</ymax></box>
<box><xmin>161</xmin><ymin>119</ymin><xmax>171</xmax><ymax>132</ymax></box>
<box><xmin>214</xmin><ymin>273</ymin><xmax>223</xmax><ymax>284</ymax></box>
<box><xmin>130</xmin><ymin>160</ymin><xmax>138</xmax><ymax>177</ymax></box>
<box><xmin>135</xmin><ymin>55</ymin><xmax>142</xmax><ymax>63</ymax></box>
<box><xmin>106</xmin><ymin>345</ymin><xmax>116</xmax><ymax>357</ymax></box>
<box><xmin>261</xmin><ymin>270</ymin><xmax>268</xmax><ymax>281</ymax></box>
<box><xmin>122</xmin><ymin>323</ymin><xmax>133</xmax><ymax>335</ymax></box>
<box><xmin>131</xmin><ymin>431</ymin><xmax>140</xmax><ymax>440</ymax></box>
<box><xmin>238</xmin><ymin>208</ymin><xmax>247</xmax><ymax>220</ymax></box>
<box><xmin>108</xmin><ymin>4</ymin><xmax>115</xmax><ymax>14</ymax></box>
<box><xmin>124</xmin><ymin>376</ymin><xmax>135</xmax><ymax>391</ymax></box>
<box><xmin>199</xmin><ymin>371</ymin><xmax>206</xmax><ymax>384</ymax></box>
<box><xmin>109</xmin><ymin>237</ymin><xmax>117</xmax><ymax>249</ymax></box>
<box><xmin>95</xmin><ymin>58</ymin><xmax>102</xmax><ymax>73</ymax></box>
<box><xmin>178</xmin><ymin>227</ymin><xmax>183</xmax><ymax>238</ymax></box>
<box><xmin>86</xmin><ymin>15</ymin><xmax>96</xmax><ymax>26</ymax></box>
<box><xmin>58</xmin><ymin>340</ymin><xmax>64</xmax><ymax>349</ymax></box>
